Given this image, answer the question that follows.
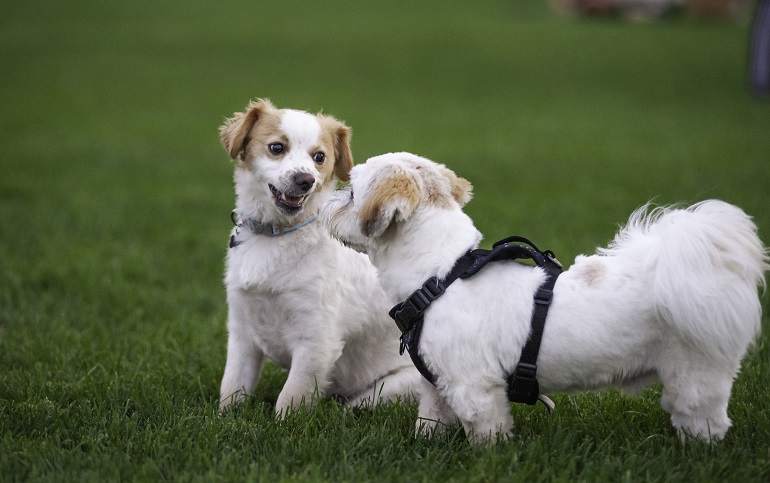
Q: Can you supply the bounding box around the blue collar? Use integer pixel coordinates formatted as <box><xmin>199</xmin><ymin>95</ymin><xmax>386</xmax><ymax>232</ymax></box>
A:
<box><xmin>231</xmin><ymin>210</ymin><xmax>318</xmax><ymax>238</ymax></box>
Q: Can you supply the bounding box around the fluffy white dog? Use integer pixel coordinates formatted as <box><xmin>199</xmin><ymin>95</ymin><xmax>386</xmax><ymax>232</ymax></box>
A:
<box><xmin>218</xmin><ymin>101</ymin><xmax>420</xmax><ymax>414</ymax></box>
<box><xmin>321</xmin><ymin>152</ymin><xmax>768</xmax><ymax>443</ymax></box>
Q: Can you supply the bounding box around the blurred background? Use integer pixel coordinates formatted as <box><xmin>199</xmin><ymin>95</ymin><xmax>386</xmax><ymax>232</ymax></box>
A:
<box><xmin>3</xmin><ymin>0</ymin><xmax>769</xmax><ymax>339</ymax></box>
<box><xmin>2</xmin><ymin>0</ymin><xmax>767</xmax><ymax>249</ymax></box>
<box><xmin>2</xmin><ymin>0</ymin><xmax>769</xmax><ymax>360</ymax></box>
<box><xmin>551</xmin><ymin>0</ymin><xmax>752</xmax><ymax>22</ymax></box>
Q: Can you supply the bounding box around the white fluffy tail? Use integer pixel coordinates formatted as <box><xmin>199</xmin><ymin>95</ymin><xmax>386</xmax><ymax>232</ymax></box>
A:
<box><xmin>603</xmin><ymin>200</ymin><xmax>769</xmax><ymax>363</ymax></box>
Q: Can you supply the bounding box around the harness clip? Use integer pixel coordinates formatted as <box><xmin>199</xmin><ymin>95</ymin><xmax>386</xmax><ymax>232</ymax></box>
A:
<box><xmin>507</xmin><ymin>362</ymin><xmax>540</xmax><ymax>405</ymax></box>
<box><xmin>390</xmin><ymin>277</ymin><xmax>445</xmax><ymax>332</ymax></box>
<box><xmin>544</xmin><ymin>250</ymin><xmax>562</xmax><ymax>269</ymax></box>
<box><xmin>534</xmin><ymin>288</ymin><xmax>553</xmax><ymax>305</ymax></box>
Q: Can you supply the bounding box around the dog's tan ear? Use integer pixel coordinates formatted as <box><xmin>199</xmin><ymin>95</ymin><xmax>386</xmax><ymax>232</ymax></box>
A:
<box><xmin>438</xmin><ymin>165</ymin><xmax>473</xmax><ymax>207</ymax></box>
<box><xmin>219</xmin><ymin>99</ymin><xmax>275</xmax><ymax>160</ymax></box>
<box><xmin>359</xmin><ymin>171</ymin><xmax>422</xmax><ymax>238</ymax></box>
<box><xmin>319</xmin><ymin>115</ymin><xmax>353</xmax><ymax>182</ymax></box>
<box><xmin>333</xmin><ymin>124</ymin><xmax>353</xmax><ymax>182</ymax></box>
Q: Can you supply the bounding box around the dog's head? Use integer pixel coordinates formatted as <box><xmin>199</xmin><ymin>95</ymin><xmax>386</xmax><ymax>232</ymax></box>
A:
<box><xmin>321</xmin><ymin>152</ymin><xmax>472</xmax><ymax>253</ymax></box>
<box><xmin>220</xmin><ymin>99</ymin><xmax>353</xmax><ymax>219</ymax></box>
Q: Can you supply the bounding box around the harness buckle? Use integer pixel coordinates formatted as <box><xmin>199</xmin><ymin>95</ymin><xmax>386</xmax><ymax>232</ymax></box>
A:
<box><xmin>422</xmin><ymin>277</ymin><xmax>445</xmax><ymax>299</ymax></box>
<box><xmin>507</xmin><ymin>362</ymin><xmax>540</xmax><ymax>405</ymax></box>
<box><xmin>392</xmin><ymin>305</ymin><xmax>416</xmax><ymax>332</ymax></box>
<box><xmin>544</xmin><ymin>250</ymin><xmax>562</xmax><ymax>269</ymax></box>
<box><xmin>515</xmin><ymin>362</ymin><xmax>537</xmax><ymax>380</ymax></box>
<box><xmin>390</xmin><ymin>277</ymin><xmax>445</xmax><ymax>332</ymax></box>
<box><xmin>534</xmin><ymin>288</ymin><xmax>553</xmax><ymax>305</ymax></box>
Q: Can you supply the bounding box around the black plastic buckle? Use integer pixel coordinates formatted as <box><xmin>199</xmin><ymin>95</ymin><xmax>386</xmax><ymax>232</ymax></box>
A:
<box><xmin>421</xmin><ymin>277</ymin><xmax>445</xmax><ymax>300</ymax></box>
<box><xmin>544</xmin><ymin>250</ymin><xmax>562</xmax><ymax>269</ymax></box>
<box><xmin>391</xmin><ymin>304</ymin><xmax>415</xmax><ymax>333</ymax></box>
<box><xmin>534</xmin><ymin>288</ymin><xmax>553</xmax><ymax>305</ymax></box>
<box><xmin>390</xmin><ymin>277</ymin><xmax>445</xmax><ymax>332</ymax></box>
<box><xmin>515</xmin><ymin>362</ymin><xmax>537</xmax><ymax>381</ymax></box>
<box><xmin>508</xmin><ymin>362</ymin><xmax>539</xmax><ymax>405</ymax></box>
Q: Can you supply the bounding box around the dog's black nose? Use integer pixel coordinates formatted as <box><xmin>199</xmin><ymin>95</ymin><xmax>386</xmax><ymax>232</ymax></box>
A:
<box><xmin>293</xmin><ymin>172</ymin><xmax>315</xmax><ymax>193</ymax></box>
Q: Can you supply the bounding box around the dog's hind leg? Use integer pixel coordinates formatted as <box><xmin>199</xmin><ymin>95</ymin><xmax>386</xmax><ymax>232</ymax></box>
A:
<box><xmin>416</xmin><ymin>379</ymin><xmax>459</xmax><ymax>437</ymax></box>
<box><xmin>620</xmin><ymin>372</ymin><xmax>658</xmax><ymax>396</ymax></box>
<box><xmin>359</xmin><ymin>366</ymin><xmax>422</xmax><ymax>406</ymax></box>
<box><xmin>345</xmin><ymin>367</ymin><xmax>419</xmax><ymax>408</ymax></box>
<box><xmin>658</xmin><ymin>347</ymin><xmax>736</xmax><ymax>441</ymax></box>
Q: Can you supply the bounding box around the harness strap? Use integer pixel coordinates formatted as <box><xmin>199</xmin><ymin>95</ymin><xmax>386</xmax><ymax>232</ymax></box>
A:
<box><xmin>389</xmin><ymin>236</ymin><xmax>562</xmax><ymax>406</ymax></box>
<box><xmin>506</xmin><ymin>260</ymin><xmax>561</xmax><ymax>405</ymax></box>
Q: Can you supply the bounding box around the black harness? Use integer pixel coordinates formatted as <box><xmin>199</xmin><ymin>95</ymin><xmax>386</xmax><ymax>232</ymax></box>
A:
<box><xmin>389</xmin><ymin>236</ymin><xmax>562</xmax><ymax>406</ymax></box>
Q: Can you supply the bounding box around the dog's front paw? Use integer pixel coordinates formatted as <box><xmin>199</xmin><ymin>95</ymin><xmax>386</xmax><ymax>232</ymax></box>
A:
<box><xmin>275</xmin><ymin>388</ymin><xmax>318</xmax><ymax>418</ymax></box>
<box><xmin>218</xmin><ymin>388</ymin><xmax>248</xmax><ymax>412</ymax></box>
<box><xmin>415</xmin><ymin>415</ymin><xmax>460</xmax><ymax>438</ymax></box>
<box><xmin>465</xmin><ymin>426</ymin><xmax>512</xmax><ymax>446</ymax></box>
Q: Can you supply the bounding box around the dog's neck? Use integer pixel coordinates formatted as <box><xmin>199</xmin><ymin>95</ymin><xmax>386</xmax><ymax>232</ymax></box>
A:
<box><xmin>370</xmin><ymin>207</ymin><xmax>482</xmax><ymax>302</ymax></box>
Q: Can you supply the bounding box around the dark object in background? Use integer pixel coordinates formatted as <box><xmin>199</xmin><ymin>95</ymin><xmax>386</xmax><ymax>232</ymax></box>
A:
<box><xmin>550</xmin><ymin>0</ymin><xmax>673</xmax><ymax>20</ymax></box>
<box><xmin>550</xmin><ymin>0</ymin><xmax>749</xmax><ymax>21</ymax></box>
<box><xmin>749</xmin><ymin>0</ymin><xmax>770</xmax><ymax>97</ymax></box>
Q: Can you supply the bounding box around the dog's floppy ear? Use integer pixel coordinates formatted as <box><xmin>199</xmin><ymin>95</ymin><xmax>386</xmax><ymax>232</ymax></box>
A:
<box><xmin>333</xmin><ymin>124</ymin><xmax>353</xmax><ymax>182</ymax></box>
<box><xmin>319</xmin><ymin>115</ymin><xmax>354</xmax><ymax>182</ymax></box>
<box><xmin>359</xmin><ymin>170</ymin><xmax>422</xmax><ymax>238</ymax></box>
<box><xmin>219</xmin><ymin>99</ymin><xmax>275</xmax><ymax>160</ymax></box>
<box><xmin>438</xmin><ymin>165</ymin><xmax>473</xmax><ymax>207</ymax></box>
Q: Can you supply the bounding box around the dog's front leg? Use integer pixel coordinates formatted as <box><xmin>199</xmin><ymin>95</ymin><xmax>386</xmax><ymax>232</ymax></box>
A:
<box><xmin>416</xmin><ymin>379</ymin><xmax>459</xmax><ymax>436</ymax></box>
<box><xmin>219</xmin><ymin>328</ymin><xmax>265</xmax><ymax>410</ymax></box>
<box><xmin>274</xmin><ymin>344</ymin><xmax>337</xmax><ymax>417</ymax></box>
<box><xmin>449</xmin><ymin>383</ymin><xmax>513</xmax><ymax>444</ymax></box>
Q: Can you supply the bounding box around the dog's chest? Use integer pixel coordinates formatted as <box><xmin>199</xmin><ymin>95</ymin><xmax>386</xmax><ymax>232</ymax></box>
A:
<box><xmin>225</xmin><ymin>230</ymin><xmax>321</xmax><ymax>290</ymax></box>
<box><xmin>231</xmin><ymin>288</ymin><xmax>298</xmax><ymax>367</ymax></box>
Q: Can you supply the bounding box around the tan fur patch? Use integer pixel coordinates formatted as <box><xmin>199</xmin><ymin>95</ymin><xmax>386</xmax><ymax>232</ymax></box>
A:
<box><xmin>359</xmin><ymin>172</ymin><xmax>421</xmax><ymax>237</ymax></box>
<box><xmin>418</xmin><ymin>165</ymin><xmax>474</xmax><ymax>209</ymax></box>
<box><xmin>238</xmin><ymin>108</ymin><xmax>285</xmax><ymax>167</ymax></box>
<box><xmin>438</xmin><ymin>165</ymin><xmax>473</xmax><ymax>206</ymax></box>
<box><xmin>580</xmin><ymin>259</ymin><xmax>605</xmax><ymax>285</ymax></box>
<box><xmin>317</xmin><ymin>115</ymin><xmax>353</xmax><ymax>183</ymax></box>
<box><xmin>219</xmin><ymin>98</ymin><xmax>279</xmax><ymax>160</ymax></box>
<box><xmin>451</xmin><ymin>177</ymin><xmax>473</xmax><ymax>206</ymax></box>
<box><xmin>421</xmin><ymin>177</ymin><xmax>453</xmax><ymax>209</ymax></box>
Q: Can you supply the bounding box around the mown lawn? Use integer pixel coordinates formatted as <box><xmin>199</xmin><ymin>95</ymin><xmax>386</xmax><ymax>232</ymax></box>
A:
<box><xmin>1</xmin><ymin>0</ymin><xmax>769</xmax><ymax>481</ymax></box>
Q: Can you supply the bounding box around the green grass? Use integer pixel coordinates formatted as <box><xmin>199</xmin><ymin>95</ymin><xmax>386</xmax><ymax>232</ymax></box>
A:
<box><xmin>2</xmin><ymin>0</ymin><xmax>770</xmax><ymax>480</ymax></box>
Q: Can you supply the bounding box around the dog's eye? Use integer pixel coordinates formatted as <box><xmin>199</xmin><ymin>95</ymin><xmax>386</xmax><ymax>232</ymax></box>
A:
<box><xmin>268</xmin><ymin>143</ymin><xmax>285</xmax><ymax>155</ymax></box>
<box><xmin>312</xmin><ymin>151</ymin><xmax>325</xmax><ymax>164</ymax></box>
<box><xmin>349</xmin><ymin>190</ymin><xmax>354</xmax><ymax>201</ymax></box>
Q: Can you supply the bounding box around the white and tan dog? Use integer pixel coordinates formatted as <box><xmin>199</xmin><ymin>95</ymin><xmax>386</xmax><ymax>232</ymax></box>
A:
<box><xmin>218</xmin><ymin>101</ymin><xmax>420</xmax><ymax>414</ymax></box>
<box><xmin>321</xmin><ymin>152</ymin><xmax>768</xmax><ymax>443</ymax></box>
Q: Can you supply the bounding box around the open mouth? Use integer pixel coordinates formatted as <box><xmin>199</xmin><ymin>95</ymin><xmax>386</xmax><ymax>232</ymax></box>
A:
<box><xmin>269</xmin><ymin>184</ymin><xmax>307</xmax><ymax>212</ymax></box>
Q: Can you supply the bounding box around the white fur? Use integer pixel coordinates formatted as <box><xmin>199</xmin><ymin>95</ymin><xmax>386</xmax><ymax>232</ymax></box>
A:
<box><xmin>321</xmin><ymin>152</ymin><xmax>769</xmax><ymax>443</ymax></box>
<box><xmin>219</xmin><ymin>105</ymin><xmax>420</xmax><ymax>415</ymax></box>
